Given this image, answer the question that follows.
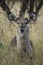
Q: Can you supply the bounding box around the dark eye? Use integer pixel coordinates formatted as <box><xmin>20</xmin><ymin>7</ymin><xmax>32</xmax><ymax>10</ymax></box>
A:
<box><xmin>25</xmin><ymin>18</ymin><xmax>29</xmax><ymax>24</ymax></box>
<box><xmin>16</xmin><ymin>18</ymin><xmax>19</xmax><ymax>24</ymax></box>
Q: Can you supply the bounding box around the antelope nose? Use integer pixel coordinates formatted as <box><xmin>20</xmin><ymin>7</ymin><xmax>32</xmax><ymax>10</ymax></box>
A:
<box><xmin>20</xmin><ymin>26</ymin><xmax>24</xmax><ymax>33</ymax></box>
<box><xmin>20</xmin><ymin>29</ymin><xmax>24</xmax><ymax>33</ymax></box>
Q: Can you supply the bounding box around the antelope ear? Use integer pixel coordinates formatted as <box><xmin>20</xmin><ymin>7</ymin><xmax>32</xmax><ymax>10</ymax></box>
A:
<box><xmin>29</xmin><ymin>12</ymin><xmax>37</xmax><ymax>21</ymax></box>
<box><xmin>7</xmin><ymin>12</ymin><xmax>17</xmax><ymax>21</ymax></box>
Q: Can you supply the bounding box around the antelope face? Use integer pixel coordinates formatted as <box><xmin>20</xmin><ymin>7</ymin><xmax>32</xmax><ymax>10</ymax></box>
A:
<box><xmin>16</xmin><ymin>18</ymin><xmax>29</xmax><ymax>35</ymax></box>
<box><xmin>10</xmin><ymin>14</ymin><xmax>30</xmax><ymax>36</ymax></box>
<box><xmin>18</xmin><ymin>22</ymin><xmax>27</xmax><ymax>34</ymax></box>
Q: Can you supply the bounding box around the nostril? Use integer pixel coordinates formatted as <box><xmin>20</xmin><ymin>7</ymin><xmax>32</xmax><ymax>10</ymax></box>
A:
<box><xmin>20</xmin><ymin>29</ymin><xmax>24</xmax><ymax>33</ymax></box>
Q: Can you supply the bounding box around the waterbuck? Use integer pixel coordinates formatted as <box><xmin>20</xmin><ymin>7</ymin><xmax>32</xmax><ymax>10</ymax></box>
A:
<box><xmin>9</xmin><ymin>16</ymin><xmax>34</xmax><ymax>60</ymax></box>
<box><xmin>11</xmin><ymin>16</ymin><xmax>34</xmax><ymax>59</ymax></box>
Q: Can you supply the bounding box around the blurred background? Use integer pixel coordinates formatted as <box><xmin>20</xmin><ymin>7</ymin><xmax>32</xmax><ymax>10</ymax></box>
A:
<box><xmin>0</xmin><ymin>0</ymin><xmax>43</xmax><ymax>65</ymax></box>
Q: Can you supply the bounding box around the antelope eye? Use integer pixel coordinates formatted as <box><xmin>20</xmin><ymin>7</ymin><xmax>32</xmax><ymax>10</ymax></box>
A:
<box><xmin>16</xmin><ymin>18</ymin><xmax>19</xmax><ymax>24</ymax></box>
<box><xmin>24</xmin><ymin>18</ymin><xmax>29</xmax><ymax>24</ymax></box>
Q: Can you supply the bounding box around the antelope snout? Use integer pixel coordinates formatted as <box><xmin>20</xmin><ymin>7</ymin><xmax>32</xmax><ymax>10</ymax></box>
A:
<box><xmin>20</xmin><ymin>26</ymin><xmax>24</xmax><ymax>33</ymax></box>
<box><xmin>20</xmin><ymin>29</ymin><xmax>24</xmax><ymax>33</ymax></box>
